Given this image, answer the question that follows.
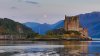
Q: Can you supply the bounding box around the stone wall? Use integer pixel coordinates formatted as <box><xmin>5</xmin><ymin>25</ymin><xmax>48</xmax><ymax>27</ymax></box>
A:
<box><xmin>64</xmin><ymin>15</ymin><xmax>88</xmax><ymax>38</ymax></box>
<box><xmin>64</xmin><ymin>15</ymin><xmax>79</xmax><ymax>31</ymax></box>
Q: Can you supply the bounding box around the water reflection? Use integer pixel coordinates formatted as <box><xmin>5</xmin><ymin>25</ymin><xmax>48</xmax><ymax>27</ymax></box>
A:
<box><xmin>0</xmin><ymin>41</ymin><xmax>100</xmax><ymax>56</ymax></box>
<box><xmin>62</xmin><ymin>41</ymin><xmax>89</xmax><ymax>56</ymax></box>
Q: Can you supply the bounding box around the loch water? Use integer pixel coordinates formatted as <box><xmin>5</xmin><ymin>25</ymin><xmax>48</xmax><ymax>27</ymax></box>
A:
<box><xmin>0</xmin><ymin>40</ymin><xmax>100</xmax><ymax>56</ymax></box>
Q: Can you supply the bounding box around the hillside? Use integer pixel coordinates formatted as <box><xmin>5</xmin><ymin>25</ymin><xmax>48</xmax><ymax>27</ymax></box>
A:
<box><xmin>79</xmin><ymin>12</ymin><xmax>100</xmax><ymax>38</ymax></box>
<box><xmin>24</xmin><ymin>20</ymin><xmax>64</xmax><ymax>34</ymax></box>
<box><xmin>0</xmin><ymin>18</ymin><xmax>37</xmax><ymax>36</ymax></box>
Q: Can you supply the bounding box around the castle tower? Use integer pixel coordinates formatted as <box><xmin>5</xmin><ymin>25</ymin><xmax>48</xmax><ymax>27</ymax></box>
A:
<box><xmin>64</xmin><ymin>15</ymin><xmax>68</xmax><ymax>31</ymax></box>
<box><xmin>64</xmin><ymin>15</ymin><xmax>80</xmax><ymax>31</ymax></box>
<box><xmin>64</xmin><ymin>15</ymin><xmax>89</xmax><ymax>38</ymax></box>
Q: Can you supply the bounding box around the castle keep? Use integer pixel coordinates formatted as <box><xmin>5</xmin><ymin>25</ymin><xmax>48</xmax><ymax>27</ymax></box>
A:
<box><xmin>64</xmin><ymin>15</ymin><xmax>88</xmax><ymax>38</ymax></box>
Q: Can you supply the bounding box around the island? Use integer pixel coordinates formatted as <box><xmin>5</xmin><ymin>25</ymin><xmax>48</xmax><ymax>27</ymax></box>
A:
<box><xmin>34</xmin><ymin>15</ymin><xmax>92</xmax><ymax>41</ymax></box>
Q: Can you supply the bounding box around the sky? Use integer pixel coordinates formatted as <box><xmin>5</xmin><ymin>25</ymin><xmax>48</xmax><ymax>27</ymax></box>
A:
<box><xmin>0</xmin><ymin>0</ymin><xmax>100</xmax><ymax>24</ymax></box>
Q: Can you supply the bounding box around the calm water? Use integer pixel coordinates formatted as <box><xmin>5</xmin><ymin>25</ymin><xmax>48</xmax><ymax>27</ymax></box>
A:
<box><xmin>0</xmin><ymin>40</ymin><xmax>100</xmax><ymax>56</ymax></box>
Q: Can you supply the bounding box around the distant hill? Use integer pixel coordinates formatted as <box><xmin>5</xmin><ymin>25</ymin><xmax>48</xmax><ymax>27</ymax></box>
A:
<box><xmin>0</xmin><ymin>18</ymin><xmax>36</xmax><ymax>35</ymax></box>
<box><xmin>24</xmin><ymin>12</ymin><xmax>100</xmax><ymax>38</ymax></box>
<box><xmin>24</xmin><ymin>20</ymin><xmax>64</xmax><ymax>34</ymax></box>
<box><xmin>79</xmin><ymin>12</ymin><xmax>100</xmax><ymax>38</ymax></box>
<box><xmin>24</xmin><ymin>23</ymin><xmax>52</xmax><ymax>34</ymax></box>
<box><xmin>24</xmin><ymin>22</ymin><xmax>40</xmax><ymax>29</ymax></box>
<box><xmin>51</xmin><ymin>20</ymin><xmax>64</xmax><ymax>29</ymax></box>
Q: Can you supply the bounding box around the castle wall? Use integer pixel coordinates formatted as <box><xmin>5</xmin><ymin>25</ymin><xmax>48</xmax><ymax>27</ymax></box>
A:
<box><xmin>64</xmin><ymin>16</ymin><xmax>80</xmax><ymax>31</ymax></box>
<box><xmin>80</xmin><ymin>28</ymin><xmax>88</xmax><ymax>38</ymax></box>
<box><xmin>64</xmin><ymin>16</ymin><xmax>68</xmax><ymax>31</ymax></box>
<box><xmin>64</xmin><ymin>15</ymin><xmax>88</xmax><ymax>38</ymax></box>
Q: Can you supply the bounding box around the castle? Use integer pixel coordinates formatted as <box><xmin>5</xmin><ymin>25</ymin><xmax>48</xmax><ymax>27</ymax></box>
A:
<box><xmin>64</xmin><ymin>15</ymin><xmax>88</xmax><ymax>38</ymax></box>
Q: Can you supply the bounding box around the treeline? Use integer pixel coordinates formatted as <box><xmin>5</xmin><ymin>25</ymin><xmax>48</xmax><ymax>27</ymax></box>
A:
<box><xmin>0</xmin><ymin>18</ymin><xmax>38</xmax><ymax>38</ymax></box>
<box><xmin>46</xmin><ymin>28</ymin><xmax>81</xmax><ymax>35</ymax></box>
<box><xmin>44</xmin><ymin>28</ymin><xmax>81</xmax><ymax>38</ymax></box>
<box><xmin>35</xmin><ymin>28</ymin><xmax>82</xmax><ymax>39</ymax></box>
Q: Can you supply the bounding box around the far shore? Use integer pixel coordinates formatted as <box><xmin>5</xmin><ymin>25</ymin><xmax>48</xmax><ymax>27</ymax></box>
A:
<box><xmin>0</xmin><ymin>38</ymin><xmax>92</xmax><ymax>41</ymax></box>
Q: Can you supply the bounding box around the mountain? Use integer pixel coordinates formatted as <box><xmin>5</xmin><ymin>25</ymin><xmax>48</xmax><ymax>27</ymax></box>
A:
<box><xmin>24</xmin><ymin>22</ymin><xmax>52</xmax><ymax>34</ymax></box>
<box><xmin>79</xmin><ymin>12</ymin><xmax>100</xmax><ymax>38</ymax></box>
<box><xmin>0</xmin><ymin>18</ymin><xmax>36</xmax><ymax>35</ymax></box>
<box><xmin>33</xmin><ymin>23</ymin><xmax>52</xmax><ymax>34</ymax></box>
<box><xmin>24</xmin><ymin>12</ymin><xmax>100</xmax><ymax>38</ymax></box>
<box><xmin>24</xmin><ymin>22</ymin><xmax>40</xmax><ymax>29</ymax></box>
<box><xmin>51</xmin><ymin>20</ymin><xmax>64</xmax><ymax>29</ymax></box>
<box><xmin>24</xmin><ymin>20</ymin><xmax>64</xmax><ymax>34</ymax></box>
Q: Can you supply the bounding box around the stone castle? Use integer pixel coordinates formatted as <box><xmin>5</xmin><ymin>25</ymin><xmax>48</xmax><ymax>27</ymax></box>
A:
<box><xmin>64</xmin><ymin>15</ymin><xmax>88</xmax><ymax>38</ymax></box>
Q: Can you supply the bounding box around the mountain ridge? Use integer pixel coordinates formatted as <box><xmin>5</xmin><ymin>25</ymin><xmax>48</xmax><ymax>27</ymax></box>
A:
<box><xmin>24</xmin><ymin>12</ymin><xmax>100</xmax><ymax>38</ymax></box>
<box><xmin>24</xmin><ymin>20</ymin><xmax>64</xmax><ymax>34</ymax></box>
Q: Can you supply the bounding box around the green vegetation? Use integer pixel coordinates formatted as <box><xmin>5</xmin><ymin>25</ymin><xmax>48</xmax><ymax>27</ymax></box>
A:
<box><xmin>46</xmin><ymin>28</ymin><xmax>66</xmax><ymax>35</ymax></box>
<box><xmin>45</xmin><ymin>28</ymin><xmax>81</xmax><ymax>38</ymax></box>
<box><xmin>64</xmin><ymin>30</ymin><xmax>81</xmax><ymax>35</ymax></box>
<box><xmin>0</xmin><ymin>18</ymin><xmax>38</xmax><ymax>39</ymax></box>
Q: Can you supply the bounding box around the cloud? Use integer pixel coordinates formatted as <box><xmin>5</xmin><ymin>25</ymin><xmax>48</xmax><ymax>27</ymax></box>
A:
<box><xmin>25</xmin><ymin>1</ymin><xmax>39</xmax><ymax>5</ymax></box>
<box><xmin>10</xmin><ymin>6</ymin><xmax>18</xmax><ymax>9</ymax></box>
<box><xmin>10</xmin><ymin>6</ymin><xmax>18</xmax><ymax>10</ymax></box>
<box><xmin>18</xmin><ymin>0</ymin><xmax>39</xmax><ymax>5</ymax></box>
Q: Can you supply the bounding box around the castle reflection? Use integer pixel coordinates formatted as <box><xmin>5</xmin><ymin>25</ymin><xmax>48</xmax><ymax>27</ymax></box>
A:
<box><xmin>59</xmin><ymin>41</ymin><xmax>90</xmax><ymax>56</ymax></box>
